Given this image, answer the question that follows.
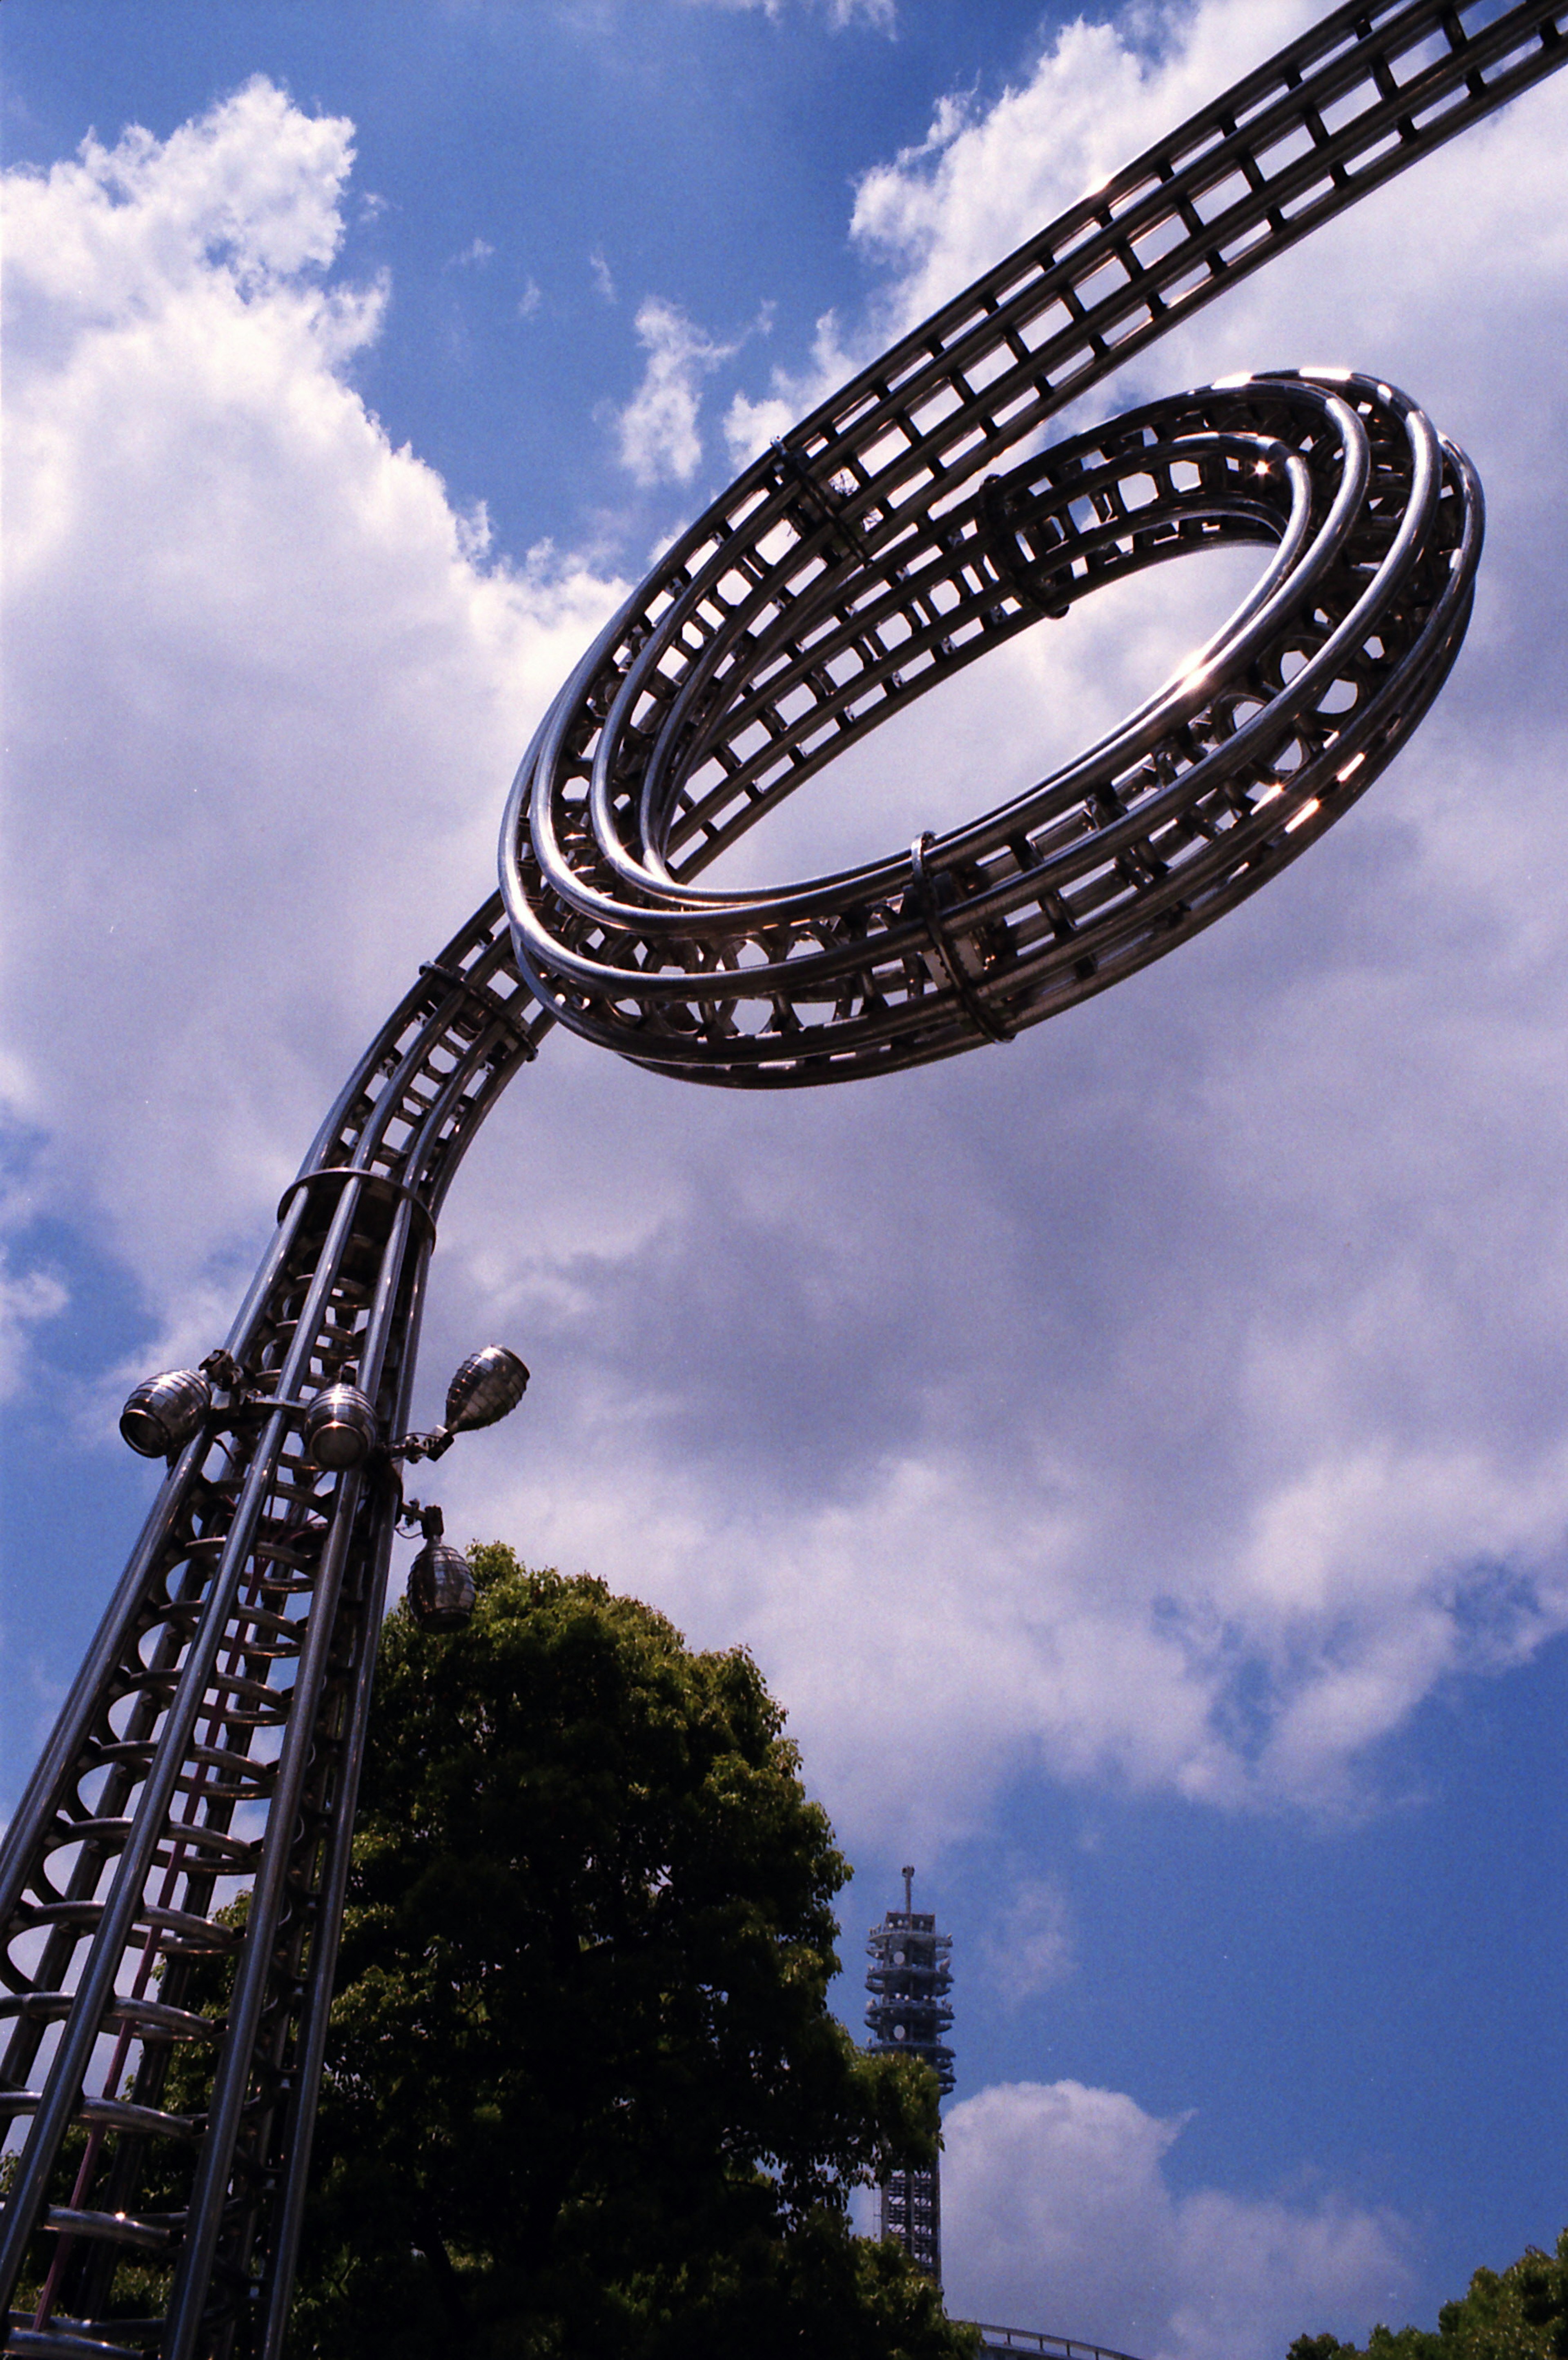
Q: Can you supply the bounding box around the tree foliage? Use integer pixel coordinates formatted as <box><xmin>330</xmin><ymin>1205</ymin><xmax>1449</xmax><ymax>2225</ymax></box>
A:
<box><xmin>288</xmin><ymin>1544</ymin><xmax>976</xmax><ymax>2358</ymax></box>
<box><xmin>1290</xmin><ymin>2230</ymin><xmax>1568</xmax><ymax>2360</ymax></box>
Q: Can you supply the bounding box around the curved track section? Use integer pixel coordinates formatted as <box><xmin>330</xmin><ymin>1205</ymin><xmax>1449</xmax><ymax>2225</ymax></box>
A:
<box><xmin>504</xmin><ymin>0</ymin><xmax>1566</xmax><ymax>1081</ymax></box>
<box><xmin>0</xmin><ymin>911</ymin><xmax>545</xmax><ymax>2360</ymax></box>
<box><xmin>2</xmin><ymin>2</ymin><xmax>1565</xmax><ymax>2354</ymax></box>
<box><xmin>506</xmin><ymin>373</ymin><xmax>1480</xmax><ymax>1081</ymax></box>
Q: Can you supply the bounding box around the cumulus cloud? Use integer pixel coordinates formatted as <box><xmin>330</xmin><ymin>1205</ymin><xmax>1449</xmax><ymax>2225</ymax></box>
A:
<box><xmin>1</xmin><ymin>78</ymin><xmax>626</xmax><ymax>1325</ymax></box>
<box><xmin>7</xmin><ymin>13</ymin><xmax>1568</xmax><ymax>1854</ymax></box>
<box><xmin>659</xmin><ymin>0</ymin><xmax>1568</xmax><ymax>1833</ymax></box>
<box><xmin>942</xmin><ymin>2080</ymin><xmax>1413</xmax><ymax>2360</ymax></box>
<box><xmin>613</xmin><ymin>295</ymin><xmax>738</xmax><ymax>486</ymax></box>
<box><xmin>6</xmin><ymin>34</ymin><xmax>1561</xmax><ymax>2350</ymax></box>
<box><xmin>847</xmin><ymin>3</ymin><xmax>1323</xmax><ymax>333</ymax></box>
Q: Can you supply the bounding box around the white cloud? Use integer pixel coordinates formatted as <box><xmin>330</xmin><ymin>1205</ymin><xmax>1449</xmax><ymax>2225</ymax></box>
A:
<box><xmin>847</xmin><ymin>4</ymin><xmax>1323</xmax><ymax>334</ymax></box>
<box><xmin>614</xmin><ymin>294</ymin><xmax>737</xmax><ymax>486</ymax></box>
<box><xmin>7</xmin><ymin>14</ymin><xmax>1568</xmax><ymax>1844</ymax></box>
<box><xmin>942</xmin><ymin>2080</ymin><xmax>1413</xmax><ymax>2360</ymax></box>
<box><xmin>4</xmin><ymin>42</ymin><xmax>1559</xmax><ymax>2355</ymax></box>
<box><xmin>980</xmin><ymin>1881</ymin><xmax>1076</xmax><ymax>2008</ymax></box>
<box><xmin>447</xmin><ymin>234</ymin><xmax>494</xmax><ymax>268</ymax></box>
<box><xmin>0</xmin><ymin>1255</ymin><xmax>68</xmax><ymax>1405</ymax></box>
<box><xmin>1</xmin><ymin>80</ymin><xmax>627</xmax><ymax>1334</ymax></box>
<box><xmin>687</xmin><ymin>0</ymin><xmax>1568</xmax><ymax>1834</ymax></box>
<box><xmin>724</xmin><ymin>307</ymin><xmax>860</xmax><ymax>465</ymax></box>
<box><xmin>588</xmin><ymin>243</ymin><xmax>616</xmax><ymax>302</ymax></box>
<box><xmin>726</xmin><ymin>0</ymin><xmax>1300</xmax><ymax>464</ymax></box>
<box><xmin>5</xmin><ymin>74</ymin><xmax>355</xmax><ymax>295</ymax></box>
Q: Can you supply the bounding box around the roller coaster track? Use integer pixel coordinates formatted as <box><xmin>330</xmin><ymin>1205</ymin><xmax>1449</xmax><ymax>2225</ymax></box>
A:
<box><xmin>973</xmin><ymin>2329</ymin><xmax>1147</xmax><ymax>2360</ymax></box>
<box><xmin>3</xmin><ymin>3</ymin><xmax>1564</xmax><ymax>2351</ymax></box>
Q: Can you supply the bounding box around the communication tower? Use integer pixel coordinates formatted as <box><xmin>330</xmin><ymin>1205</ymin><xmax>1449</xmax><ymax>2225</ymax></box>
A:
<box><xmin>865</xmin><ymin>1868</ymin><xmax>954</xmax><ymax>2281</ymax></box>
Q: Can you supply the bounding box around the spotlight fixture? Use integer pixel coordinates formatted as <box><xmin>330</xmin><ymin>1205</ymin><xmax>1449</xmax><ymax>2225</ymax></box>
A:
<box><xmin>408</xmin><ymin>1538</ymin><xmax>476</xmax><ymax>1632</ymax></box>
<box><xmin>392</xmin><ymin>1345</ymin><xmax>530</xmax><ymax>1463</ymax></box>
<box><xmin>401</xmin><ymin>1500</ymin><xmax>476</xmax><ymax>1632</ymax></box>
<box><xmin>444</xmin><ymin>1345</ymin><xmax>529</xmax><ymax>1434</ymax></box>
<box><xmin>118</xmin><ymin>1369</ymin><xmax>212</xmax><ymax>1459</ymax></box>
<box><xmin>302</xmin><ymin>1384</ymin><xmax>379</xmax><ymax>1471</ymax></box>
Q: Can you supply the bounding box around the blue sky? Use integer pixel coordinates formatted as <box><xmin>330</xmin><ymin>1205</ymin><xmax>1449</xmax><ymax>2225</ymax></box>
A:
<box><xmin>3</xmin><ymin>5</ymin><xmax>1566</xmax><ymax>2355</ymax></box>
<box><xmin>5</xmin><ymin>0</ymin><xmax>1071</xmax><ymax>559</ymax></box>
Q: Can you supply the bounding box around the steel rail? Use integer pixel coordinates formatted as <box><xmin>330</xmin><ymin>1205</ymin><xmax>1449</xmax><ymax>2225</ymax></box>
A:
<box><xmin>970</xmin><ymin>2329</ymin><xmax>1149</xmax><ymax>2360</ymax></box>
<box><xmin>3</xmin><ymin>2</ymin><xmax>1565</xmax><ymax>2352</ymax></box>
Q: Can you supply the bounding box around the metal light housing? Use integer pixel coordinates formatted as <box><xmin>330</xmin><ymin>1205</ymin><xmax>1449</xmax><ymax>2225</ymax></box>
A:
<box><xmin>408</xmin><ymin>1540</ymin><xmax>476</xmax><ymax>1632</ymax></box>
<box><xmin>119</xmin><ymin>1369</ymin><xmax>212</xmax><ymax>1459</ymax></box>
<box><xmin>443</xmin><ymin>1346</ymin><xmax>529</xmax><ymax>1436</ymax></box>
<box><xmin>302</xmin><ymin>1384</ymin><xmax>379</xmax><ymax>1471</ymax></box>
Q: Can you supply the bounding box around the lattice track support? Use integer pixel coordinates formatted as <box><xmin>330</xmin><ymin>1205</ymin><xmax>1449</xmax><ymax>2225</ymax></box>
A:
<box><xmin>866</xmin><ymin>1870</ymin><xmax>955</xmax><ymax>2283</ymax></box>
<box><xmin>0</xmin><ymin>910</ymin><xmax>549</xmax><ymax>2360</ymax></box>
<box><xmin>2</xmin><ymin>4</ymin><xmax>1566</xmax><ymax>2354</ymax></box>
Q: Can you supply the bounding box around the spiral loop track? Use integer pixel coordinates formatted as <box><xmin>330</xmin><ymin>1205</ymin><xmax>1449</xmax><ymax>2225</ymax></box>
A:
<box><xmin>504</xmin><ymin>372</ymin><xmax>1481</xmax><ymax>1083</ymax></box>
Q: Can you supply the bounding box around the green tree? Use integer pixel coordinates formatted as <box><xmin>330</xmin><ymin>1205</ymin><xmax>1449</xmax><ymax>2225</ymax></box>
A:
<box><xmin>288</xmin><ymin>1544</ymin><xmax>976</xmax><ymax>2360</ymax></box>
<box><xmin>1289</xmin><ymin>2229</ymin><xmax>1568</xmax><ymax>2360</ymax></box>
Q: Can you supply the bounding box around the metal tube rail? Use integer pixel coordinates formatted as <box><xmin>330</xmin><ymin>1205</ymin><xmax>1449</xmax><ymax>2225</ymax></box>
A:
<box><xmin>971</xmin><ymin>2328</ymin><xmax>1149</xmax><ymax>2360</ymax></box>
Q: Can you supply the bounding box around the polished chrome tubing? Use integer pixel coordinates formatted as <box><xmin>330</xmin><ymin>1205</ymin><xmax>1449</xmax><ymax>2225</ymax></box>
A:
<box><xmin>0</xmin><ymin>907</ymin><xmax>544</xmax><ymax>2358</ymax></box>
<box><xmin>501</xmin><ymin>0</ymin><xmax>1563</xmax><ymax>1083</ymax></box>
<box><xmin>4</xmin><ymin>2</ymin><xmax>1566</xmax><ymax>2352</ymax></box>
<box><xmin>504</xmin><ymin>374</ymin><xmax>1483</xmax><ymax>1081</ymax></box>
